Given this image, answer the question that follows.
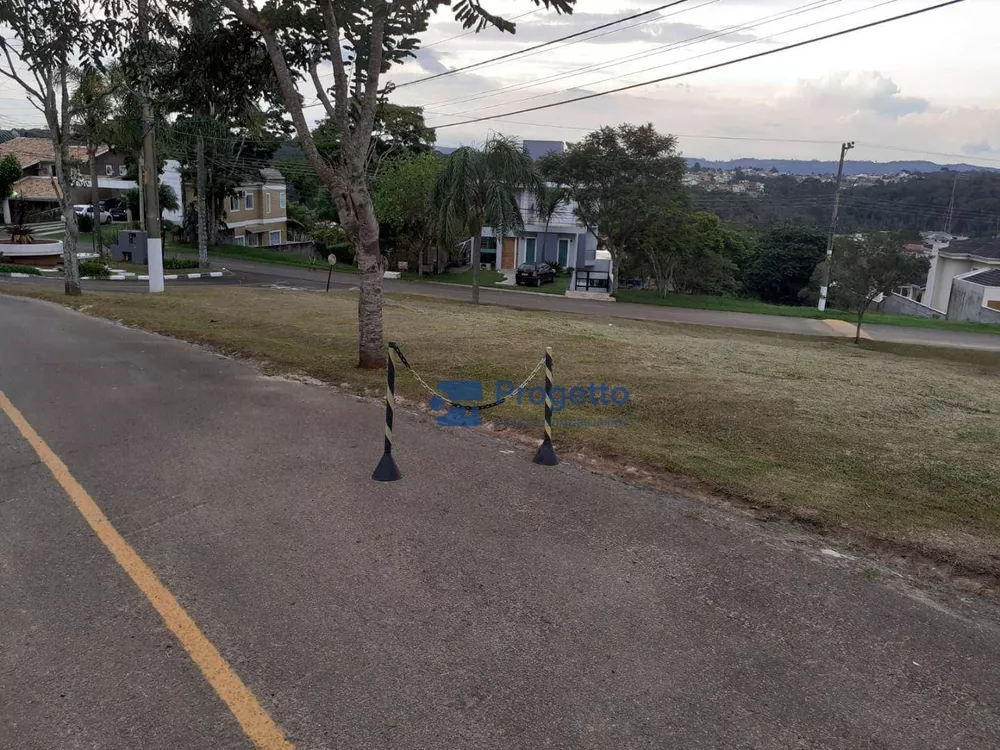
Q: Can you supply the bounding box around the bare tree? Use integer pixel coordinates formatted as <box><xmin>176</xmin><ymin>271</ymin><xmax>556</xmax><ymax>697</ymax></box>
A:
<box><xmin>217</xmin><ymin>0</ymin><xmax>574</xmax><ymax>367</ymax></box>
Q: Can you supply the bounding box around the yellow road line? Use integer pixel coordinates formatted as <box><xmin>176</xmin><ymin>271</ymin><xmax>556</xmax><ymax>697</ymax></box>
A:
<box><xmin>0</xmin><ymin>391</ymin><xmax>294</xmax><ymax>750</ymax></box>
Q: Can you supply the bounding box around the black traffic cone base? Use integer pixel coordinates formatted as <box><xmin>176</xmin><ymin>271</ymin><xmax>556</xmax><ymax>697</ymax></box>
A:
<box><xmin>372</xmin><ymin>451</ymin><xmax>402</xmax><ymax>481</ymax></box>
<box><xmin>533</xmin><ymin>437</ymin><xmax>559</xmax><ymax>466</ymax></box>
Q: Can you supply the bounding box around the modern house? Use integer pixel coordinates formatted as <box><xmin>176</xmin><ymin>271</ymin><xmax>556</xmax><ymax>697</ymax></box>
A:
<box><xmin>923</xmin><ymin>236</ymin><xmax>1000</xmax><ymax>313</ymax></box>
<box><xmin>222</xmin><ymin>167</ymin><xmax>288</xmax><ymax>247</ymax></box>
<box><xmin>0</xmin><ymin>137</ymin><xmax>133</xmax><ymax>222</ymax></box>
<box><xmin>479</xmin><ymin>139</ymin><xmax>609</xmax><ymax>296</ymax></box>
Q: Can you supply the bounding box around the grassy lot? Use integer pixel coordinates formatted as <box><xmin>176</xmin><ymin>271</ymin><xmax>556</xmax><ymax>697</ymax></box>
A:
<box><xmin>176</xmin><ymin>243</ymin><xmax>360</xmax><ymax>273</ymax></box>
<box><xmin>402</xmin><ymin>269</ymin><xmax>572</xmax><ymax>295</ymax></box>
<box><xmin>616</xmin><ymin>288</ymin><xmax>1000</xmax><ymax>334</ymax></box>
<box><xmin>6</xmin><ymin>284</ymin><xmax>999</xmax><ymax>576</ymax></box>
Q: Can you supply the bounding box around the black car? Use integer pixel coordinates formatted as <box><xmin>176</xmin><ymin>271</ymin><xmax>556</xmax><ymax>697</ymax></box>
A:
<box><xmin>515</xmin><ymin>262</ymin><xmax>555</xmax><ymax>286</ymax></box>
<box><xmin>108</xmin><ymin>207</ymin><xmax>128</xmax><ymax>222</ymax></box>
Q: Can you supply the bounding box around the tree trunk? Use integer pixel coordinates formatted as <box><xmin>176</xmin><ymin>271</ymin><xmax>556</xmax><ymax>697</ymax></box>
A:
<box><xmin>333</xmin><ymin>183</ymin><xmax>385</xmax><ymax>368</ymax></box>
<box><xmin>89</xmin><ymin>146</ymin><xmax>104</xmax><ymax>258</ymax></box>
<box><xmin>137</xmin><ymin>152</ymin><xmax>146</xmax><ymax>230</ymax></box>
<box><xmin>855</xmin><ymin>308</ymin><xmax>864</xmax><ymax>344</ymax></box>
<box><xmin>196</xmin><ymin>133</ymin><xmax>209</xmax><ymax>268</ymax></box>
<box><xmin>471</xmin><ymin>230</ymin><xmax>482</xmax><ymax>305</ymax></box>
<box><xmin>418</xmin><ymin>243</ymin><xmax>424</xmax><ymax>277</ymax></box>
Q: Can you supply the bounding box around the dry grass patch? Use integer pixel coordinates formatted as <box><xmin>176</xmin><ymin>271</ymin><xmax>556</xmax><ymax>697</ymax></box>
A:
<box><xmin>9</xmin><ymin>285</ymin><xmax>1000</xmax><ymax>572</ymax></box>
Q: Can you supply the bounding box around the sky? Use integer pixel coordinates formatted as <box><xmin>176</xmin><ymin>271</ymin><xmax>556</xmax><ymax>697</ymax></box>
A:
<box><xmin>373</xmin><ymin>0</ymin><xmax>1000</xmax><ymax>166</ymax></box>
<box><xmin>1</xmin><ymin>0</ymin><xmax>995</xmax><ymax>167</ymax></box>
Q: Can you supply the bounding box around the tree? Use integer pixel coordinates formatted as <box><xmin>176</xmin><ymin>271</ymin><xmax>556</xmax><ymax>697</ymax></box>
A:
<box><xmin>640</xmin><ymin>209</ymin><xmax>741</xmax><ymax>296</ymax></box>
<box><xmin>71</xmin><ymin>67</ymin><xmax>115</xmax><ymax>257</ymax></box>
<box><xmin>827</xmin><ymin>232</ymin><xmax>930</xmax><ymax>343</ymax></box>
<box><xmin>0</xmin><ymin>0</ymin><xmax>122</xmax><ymax>295</ymax></box>
<box><xmin>742</xmin><ymin>221</ymin><xmax>826</xmax><ymax>305</ymax></box>
<box><xmin>533</xmin><ymin>183</ymin><xmax>569</xmax><ymax>267</ymax></box>
<box><xmin>123</xmin><ymin>182</ymin><xmax>179</xmax><ymax>220</ymax></box>
<box><xmin>433</xmin><ymin>135</ymin><xmax>539</xmax><ymax>304</ymax></box>
<box><xmin>372</xmin><ymin>151</ymin><xmax>446</xmax><ymax>275</ymax></box>
<box><xmin>165</xmin><ymin>2</ymin><xmax>283</xmax><ymax>267</ymax></box>
<box><xmin>540</xmin><ymin>124</ymin><xmax>686</xmax><ymax>292</ymax></box>
<box><xmin>0</xmin><ymin>153</ymin><xmax>20</xmax><ymax>203</ymax></box>
<box><xmin>218</xmin><ymin>0</ymin><xmax>575</xmax><ymax>367</ymax></box>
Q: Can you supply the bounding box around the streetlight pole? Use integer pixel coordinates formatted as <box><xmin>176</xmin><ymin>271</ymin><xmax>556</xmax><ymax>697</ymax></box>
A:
<box><xmin>818</xmin><ymin>141</ymin><xmax>854</xmax><ymax>312</ymax></box>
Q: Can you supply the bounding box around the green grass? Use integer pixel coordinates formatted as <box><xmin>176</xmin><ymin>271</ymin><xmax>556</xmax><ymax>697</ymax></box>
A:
<box><xmin>177</xmin><ymin>243</ymin><xmax>360</xmax><ymax>273</ymax></box>
<box><xmin>5</xmin><ymin>284</ymin><xmax>1000</xmax><ymax>576</ymax></box>
<box><xmin>616</xmin><ymin>289</ymin><xmax>1000</xmax><ymax>335</ymax></box>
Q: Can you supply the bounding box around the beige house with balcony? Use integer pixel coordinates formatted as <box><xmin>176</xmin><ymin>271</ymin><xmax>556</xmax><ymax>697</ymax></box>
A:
<box><xmin>224</xmin><ymin>168</ymin><xmax>288</xmax><ymax>247</ymax></box>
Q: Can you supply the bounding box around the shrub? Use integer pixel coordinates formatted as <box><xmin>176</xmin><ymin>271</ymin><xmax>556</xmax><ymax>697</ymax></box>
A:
<box><xmin>324</xmin><ymin>242</ymin><xmax>354</xmax><ymax>264</ymax></box>
<box><xmin>78</xmin><ymin>212</ymin><xmax>94</xmax><ymax>234</ymax></box>
<box><xmin>163</xmin><ymin>257</ymin><xmax>199</xmax><ymax>269</ymax></box>
<box><xmin>78</xmin><ymin>260</ymin><xmax>110</xmax><ymax>278</ymax></box>
<box><xmin>0</xmin><ymin>263</ymin><xmax>41</xmax><ymax>275</ymax></box>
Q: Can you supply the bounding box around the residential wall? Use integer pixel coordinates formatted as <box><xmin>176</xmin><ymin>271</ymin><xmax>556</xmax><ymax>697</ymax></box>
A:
<box><xmin>946</xmin><ymin>278</ymin><xmax>1000</xmax><ymax>324</ymax></box>
<box><xmin>880</xmin><ymin>293</ymin><xmax>944</xmax><ymax>319</ymax></box>
<box><xmin>927</xmin><ymin>255</ymin><xmax>973</xmax><ymax>312</ymax></box>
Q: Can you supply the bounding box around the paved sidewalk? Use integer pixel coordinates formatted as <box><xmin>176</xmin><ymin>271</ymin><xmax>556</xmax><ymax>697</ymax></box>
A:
<box><xmin>2</xmin><ymin>293</ymin><xmax>1000</xmax><ymax>749</ymax></box>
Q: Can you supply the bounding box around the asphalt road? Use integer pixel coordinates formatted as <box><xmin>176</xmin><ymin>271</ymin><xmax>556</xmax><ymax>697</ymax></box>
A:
<box><xmin>2</xmin><ymin>292</ymin><xmax>1000</xmax><ymax>749</ymax></box>
<box><xmin>6</xmin><ymin>256</ymin><xmax>1000</xmax><ymax>350</ymax></box>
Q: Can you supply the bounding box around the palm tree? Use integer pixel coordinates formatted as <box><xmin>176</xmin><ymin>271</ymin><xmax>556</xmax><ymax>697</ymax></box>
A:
<box><xmin>534</xmin><ymin>183</ymin><xmax>569</xmax><ymax>269</ymax></box>
<box><xmin>433</xmin><ymin>135</ymin><xmax>539</xmax><ymax>304</ymax></box>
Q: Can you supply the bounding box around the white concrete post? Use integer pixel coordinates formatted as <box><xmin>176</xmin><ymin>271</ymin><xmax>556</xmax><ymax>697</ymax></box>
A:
<box><xmin>147</xmin><ymin>238</ymin><xmax>164</xmax><ymax>293</ymax></box>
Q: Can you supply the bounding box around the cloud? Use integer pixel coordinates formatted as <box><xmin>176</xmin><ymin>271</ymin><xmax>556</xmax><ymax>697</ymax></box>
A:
<box><xmin>779</xmin><ymin>72</ymin><xmax>929</xmax><ymax>120</ymax></box>
<box><xmin>497</xmin><ymin>13</ymin><xmax>760</xmax><ymax>46</ymax></box>
<box><xmin>412</xmin><ymin>47</ymin><xmax>448</xmax><ymax>75</ymax></box>
<box><xmin>962</xmin><ymin>140</ymin><xmax>996</xmax><ymax>156</ymax></box>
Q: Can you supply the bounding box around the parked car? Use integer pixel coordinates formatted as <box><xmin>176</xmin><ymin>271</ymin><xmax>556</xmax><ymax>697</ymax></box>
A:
<box><xmin>515</xmin><ymin>262</ymin><xmax>556</xmax><ymax>286</ymax></box>
<box><xmin>73</xmin><ymin>204</ymin><xmax>112</xmax><ymax>224</ymax></box>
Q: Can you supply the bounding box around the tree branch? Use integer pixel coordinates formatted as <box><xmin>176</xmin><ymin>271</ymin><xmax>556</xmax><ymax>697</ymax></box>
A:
<box><xmin>319</xmin><ymin>0</ymin><xmax>350</xmax><ymax>128</ymax></box>
<box><xmin>0</xmin><ymin>41</ymin><xmax>45</xmax><ymax>101</ymax></box>
<box><xmin>308</xmin><ymin>58</ymin><xmax>337</xmax><ymax>121</ymax></box>
<box><xmin>219</xmin><ymin>0</ymin><xmax>341</xmax><ymax>191</ymax></box>
<box><xmin>355</xmin><ymin>0</ymin><xmax>388</xmax><ymax>166</ymax></box>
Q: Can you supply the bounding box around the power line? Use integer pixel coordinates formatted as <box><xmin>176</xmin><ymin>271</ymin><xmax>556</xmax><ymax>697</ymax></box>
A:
<box><xmin>429</xmin><ymin>0</ymin><xmax>893</xmax><ymax>121</ymax></box>
<box><xmin>428</xmin><ymin>0</ymin><xmax>967</xmax><ymax>130</ymax></box>
<box><xmin>420</xmin><ymin>0</ymin><xmax>829</xmax><ymax>112</ymax></box>
<box><xmin>396</xmin><ymin>0</ymin><xmax>694</xmax><ymax>89</ymax></box>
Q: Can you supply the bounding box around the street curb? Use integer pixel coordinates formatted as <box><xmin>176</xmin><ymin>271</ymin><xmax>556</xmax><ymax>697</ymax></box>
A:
<box><xmin>0</xmin><ymin>272</ymin><xmax>39</xmax><ymax>278</ymax></box>
<box><xmin>82</xmin><ymin>270</ymin><xmax>231</xmax><ymax>281</ymax></box>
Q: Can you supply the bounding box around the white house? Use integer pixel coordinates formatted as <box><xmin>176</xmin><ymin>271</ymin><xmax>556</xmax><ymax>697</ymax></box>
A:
<box><xmin>923</xmin><ymin>235</ymin><xmax>999</xmax><ymax>313</ymax></box>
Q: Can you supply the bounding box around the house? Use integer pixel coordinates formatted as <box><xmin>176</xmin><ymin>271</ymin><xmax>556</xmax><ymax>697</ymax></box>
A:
<box><xmin>923</xmin><ymin>236</ymin><xmax>1000</xmax><ymax>313</ymax></box>
<box><xmin>946</xmin><ymin>268</ymin><xmax>1000</xmax><ymax>323</ymax></box>
<box><xmin>477</xmin><ymin>140</ymin><xmax>606</xmax><ymax>294</ymax></box>
<box><xmin>0</xmin><ymin>137</ymin><xmax>133</xmax><ymax>223</ymax></box>
<box><xmin>222</xmin><ymin>167</ymin><xmax>288</xmax><ymax>247</ymax></box>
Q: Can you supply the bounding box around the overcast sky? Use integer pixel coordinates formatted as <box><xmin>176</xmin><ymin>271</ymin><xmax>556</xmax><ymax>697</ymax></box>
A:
<box><xmin>377</xmin><ymin>0</ymin><xmax>997</xmax><ymax>166</ymax></box>
<box><xmin>1</xmin><ymin>0</ymin><xmax>992</xmax><ymax>167</ymax></box>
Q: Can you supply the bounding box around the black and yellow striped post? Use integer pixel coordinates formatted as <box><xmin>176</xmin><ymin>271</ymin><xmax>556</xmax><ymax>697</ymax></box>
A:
<box><xmin>533</xmin><ymin>346</ymin><xmax>558</xmax><ymax>466</ymax></box>
<box><xmin>372</xmin><ymin>342</ymin><xmax>402</xmax><ymax>482</ymax></box>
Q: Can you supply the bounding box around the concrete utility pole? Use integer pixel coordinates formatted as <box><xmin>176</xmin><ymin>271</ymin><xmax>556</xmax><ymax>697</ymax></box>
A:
<box><xmin>943</xmin><ymin>174</ymin><xmax>959</xmax><ymax>235</ymax></box>
<box><xmin>817</xmin><ymin>141</ymin><xmax>854</xmax><ymax>312</ymax></box>
<box><xmin>138</xmin><ymin>0</ymin><xmax>164</xmax><ymax>293</ymax></box>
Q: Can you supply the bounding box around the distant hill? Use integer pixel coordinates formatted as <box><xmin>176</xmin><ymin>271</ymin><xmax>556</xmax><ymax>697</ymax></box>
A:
<box><xmin>0</xmin><ymin>128</ymin><xmax>51</xmax><ymax>142</ymax></box>
<box><xmin>683</xmin><ymin>157</ymin><xmax>999</xmax><ymax>176</ymax></box>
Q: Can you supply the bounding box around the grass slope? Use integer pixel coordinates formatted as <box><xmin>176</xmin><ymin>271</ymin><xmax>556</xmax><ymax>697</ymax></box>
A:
<box><xmin>6</xmin><ymin>284</ymin><xmax>999</xmax><ymax>575</ymax></box>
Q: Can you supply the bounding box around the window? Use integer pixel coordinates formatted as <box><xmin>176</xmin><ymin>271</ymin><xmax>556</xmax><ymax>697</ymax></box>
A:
<box><xmin>279</xmin><ymin>192</ymin><xmax>286</xmax><ymax>209</ymax></box>
<box><xmin>266</xmin><ymin>192</ymin><xmax>271</xmax><ymax>214</ymax></box>
<box><xmin>105</xmin><ymin>164</ymin><xmax>114</xmax><ymax>176</ymax></box>
<box><xmin>234</xmin><ymin>234</ymin><xmax>246</xmax><ymax>246</ymax></box>
<box><xmin>245</xmin><ymin>192</ymin><xmax>254</xmax><ymax>210</ymax></box>
<box><xmin>230</xmin><ymin>194</ymin><xmax>240</xmax><ymax>212</ymax></box>
<box><xmin>119</xmin><ymin>164</ymin><xmax>127</xmax><ymax>177</ymax></box>
<box><xmin>524</xmin><ymin>237</ymin><xmax>537</xmax><ymax>263</ymax></box>
<box><xmin>480</xmin><ymin>236</ymin><xmax>498</xmax><ymax>250</ymax></box>
<box><xmin>268</xmin><ymin>230</ymin><xmax>281</xmax><ymax>246</ymax></box>
<box><xmin>247</xmin><ymin>232</ymin><xmax>259</xmax><ymax>247</ymax></box>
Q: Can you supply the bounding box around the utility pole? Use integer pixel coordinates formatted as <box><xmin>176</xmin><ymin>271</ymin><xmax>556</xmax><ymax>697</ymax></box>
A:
<box><xmin>817</xmin><ymin>141</ymin><xmax>854</xmax><ymax>312</ymax></box>
<box><xmin>138</xmin><ymin>0</ymin><xmax>164</xmax><ymax>293</ymax></box>
<box><xmin>943</xmin><ymin>174</ymin><xmax>959</xmax><ymax>235</ymax></box>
